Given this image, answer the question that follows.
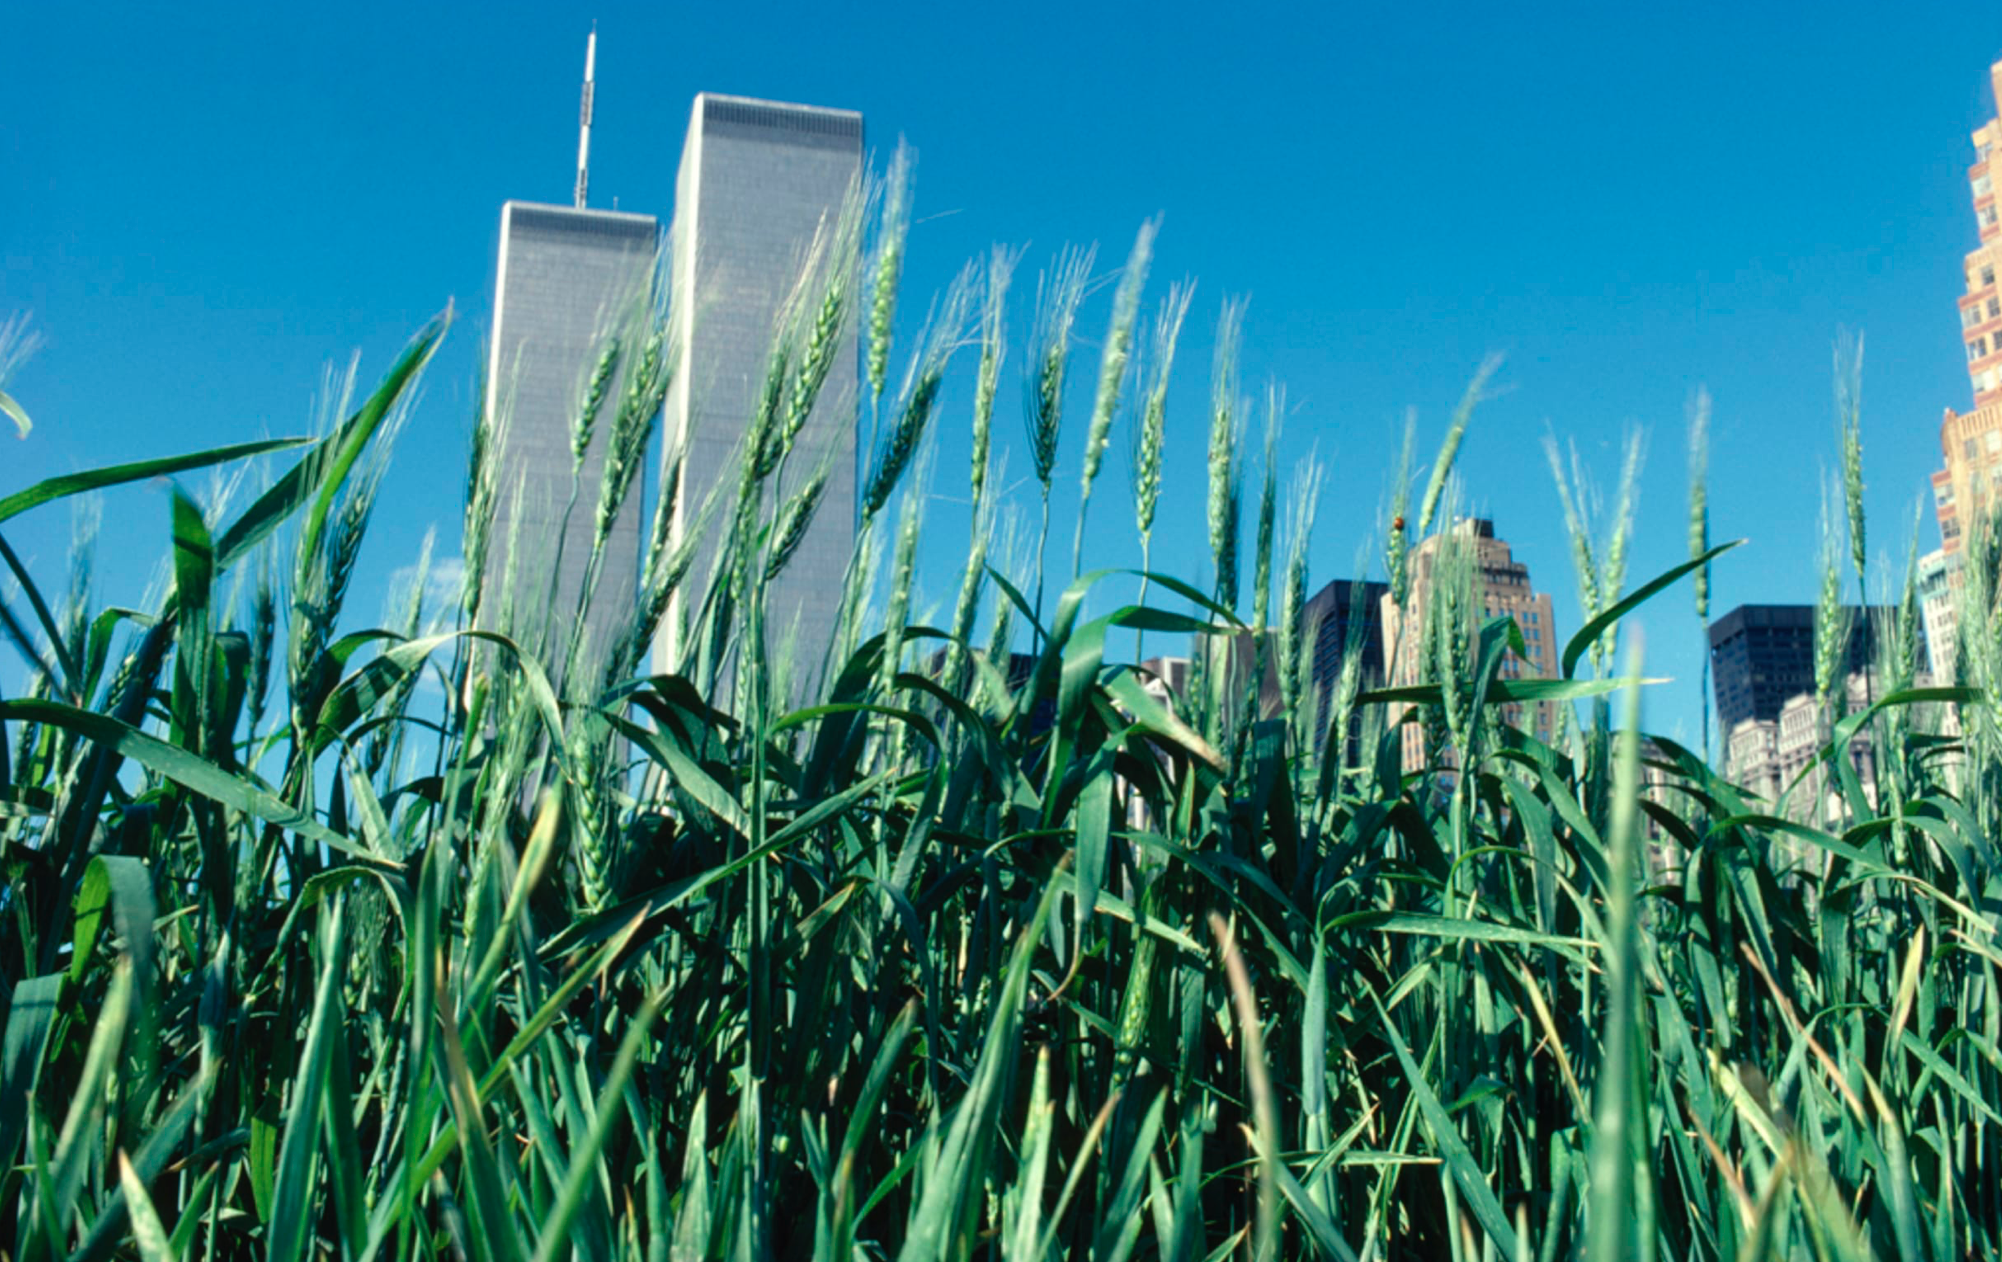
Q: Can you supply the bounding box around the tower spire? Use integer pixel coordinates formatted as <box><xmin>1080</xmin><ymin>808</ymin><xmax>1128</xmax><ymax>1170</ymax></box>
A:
<box><xmin>574</xmin><ymin>24</ymin><xmax>596</xmax><ymax>209</ymax></box>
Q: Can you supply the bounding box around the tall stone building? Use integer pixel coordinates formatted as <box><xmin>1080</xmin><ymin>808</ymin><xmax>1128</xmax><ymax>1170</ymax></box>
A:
<box><xmin>1378</xmin><ymin>518</ymin><xmax>1559</xmax><ymax>770</ymax></box>
<box><xmin>481</xmin><ymin>201</ymin><xmax>660</xmax><ymax>682</ymax></box>
<box><xmin>656</xmin><ymin>93</ymin><xmax>863</xmax><ymax>698</ymax></box>
<box><xmin>1934</xmin><ymin>58</ymin><xmax>2002</xmax><ymax>555</ymax></box>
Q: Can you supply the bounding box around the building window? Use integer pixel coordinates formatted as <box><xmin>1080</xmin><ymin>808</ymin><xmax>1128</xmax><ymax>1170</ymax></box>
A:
<box><xmin>1966</xmin><ymin>438</ymin><xmax>1979</xmax><ymax>459</ymax></box>
<box><xmin>1973</xmin><ymin>338</ymin><xmax>1988</xmax><ymax>361</ymax></box>
<box><xmin>1986</xmin><ymin>265</ymin><xmax>1997</xmax><ymax>287</ymax></box>
<box><xmin>1939</xmin><ymin>482</ymin><xmax>1955</xmax><ymax>505</ymax></box>
<box><xmin>1978</xmin><ymin>174</ymin><xmax>1994</xmax><ymax>197</ymax></box>
<box><xmin>1991</xmin><ymin>298</ymin><xmax>2001</xmax><ymax>319</ymax></box>
<box><xmin>1967</xmin><ymin>305</ymin><xmax>1984</xmax><ymax>327</ymax></box>
<box><xmin>1986</xmin><ymin>206</ymin><xmax>2000</xmax><ymax>228</ymax></box>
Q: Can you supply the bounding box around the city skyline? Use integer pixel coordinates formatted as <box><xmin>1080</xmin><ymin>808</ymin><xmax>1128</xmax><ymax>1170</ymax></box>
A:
<box><xmin>8</xmin><ymin>7</ymin><xmax>2002</xmax><ymax>747</ymax></box>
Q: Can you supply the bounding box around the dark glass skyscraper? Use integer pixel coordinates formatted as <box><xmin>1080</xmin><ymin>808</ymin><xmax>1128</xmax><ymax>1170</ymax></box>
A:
<box><xmin>1707</xmin><ymin>603</ymin><xmax>1900</xmax><ymax>731</ymax></box>
<box><xmin>656</xmin><ymin>93</ymin><xmax>862</xmax><ymax>698</ymax></box>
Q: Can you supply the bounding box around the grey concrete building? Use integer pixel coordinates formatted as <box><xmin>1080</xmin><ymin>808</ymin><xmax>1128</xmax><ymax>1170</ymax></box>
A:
<box><xmin>482</xmin><ymin>202</ymin><xmax>659</xmax><ymax>685</ymax></box>
<box><xmin>656</xmin><ymin>93</ymin><xmax>863</xmax><ymax>700</ymax></box>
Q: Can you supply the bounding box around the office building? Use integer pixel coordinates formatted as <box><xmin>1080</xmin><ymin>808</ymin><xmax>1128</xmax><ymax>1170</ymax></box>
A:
<box><xmin>657</xmin><ymin>93</ymin><xmax>863</xmax><ymax>699</ymax></box>
<box><xmin>1934</xmin><ymin>59</ymin><xmax>2002</xmax><ymax>554</ymax></box>
<box><xmin>1918</xmin><ymin>548</ymin><xmax>1962</xmax><ymax>682</ymax></box>
<box><xmin>478</xmin><ymin>38</ymin><xmax>660</xmax><ymax>686</ymax></box>
<box><xmin>1378</xmin><ymin>518</ymin><xmax>1559</xmax><ymax>769</ymax></box>
<box><xmin>1724</xmin><ymin>666</ymin><xmax>1949</xmax><ymax>830</ymax></box>
<box><xmin>1305</xmin><ymin>578</ymin><xmax>1389</xmax><ymax>759</ymax></box>
<box><xmin>483</xmin><ymin>204</ymin><xmax>658</xmax><ymax>680</ymax></box>
<box><xmin>1707</xmin><ymin>604</ymin><xmax>1895</xmax><ymax>732</ymax></box>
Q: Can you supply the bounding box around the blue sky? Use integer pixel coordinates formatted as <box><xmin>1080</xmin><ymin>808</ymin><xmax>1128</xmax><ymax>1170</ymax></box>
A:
<box><xmin>4</xmin><ymin>1</ymin><xmax>2000</xmax><ymax>747</ymax></box>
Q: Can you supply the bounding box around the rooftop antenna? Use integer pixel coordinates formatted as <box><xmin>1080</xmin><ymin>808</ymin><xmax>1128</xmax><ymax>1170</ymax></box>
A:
<box><xmin>574</xmin><ymin>24</ymin><xmax>596</xmax><ymax>209</ymax></box>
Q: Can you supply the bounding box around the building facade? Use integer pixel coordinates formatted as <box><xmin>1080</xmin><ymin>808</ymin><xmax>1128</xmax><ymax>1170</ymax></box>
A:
<box><xmin>1918</xmin><ymin>548</ymin><xmax>1962</xmax><ymax>682</ymax></box>
<box><xmin>656</xmin><ymin>93</ymin><xmax>863</xmax><ymax>699</ymax></box>
<box><xmin>1304</xmin><ymin>578</ymin><xmax>1389</xmax><ymax>760</ymax></box>
<box><xmin>1707</xmin><ymin>604</ymin><xmax>1895</xmax><ymax>733</ymax></box>
<box><xmin>1379</xmin><ymin>518</ymin><xmax>1559</xmax><ymax>770</ymax></box>
<box><xmin>481</xmin><ymin>201</ymin><xmax>660</xmax><ymax>683</ymax></box>
<box><xmin>1934</xmin><ymin>59</ymin><xmax>2002</xmax><ymax>555</ymax></box>
<box><xmin>1723</xmin><ymin>669</ymin><xmax>1945</xmax><ymax>831</ymax></box>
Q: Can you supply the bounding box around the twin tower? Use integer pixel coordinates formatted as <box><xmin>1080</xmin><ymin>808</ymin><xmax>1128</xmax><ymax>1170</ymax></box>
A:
<box><xmin>482</xmin><ymin>89</ymin><xmax>862</xmax><ymax>695</ymax></box>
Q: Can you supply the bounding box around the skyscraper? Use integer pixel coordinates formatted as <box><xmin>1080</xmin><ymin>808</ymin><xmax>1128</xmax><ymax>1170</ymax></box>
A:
<box><xmin>1933</xmin><ymin>58</ymin><xmax>2002</xmax><ymax>555</ymax></box>
<box><xmin>1378</xmin><ymin>518</ymin><xmax>1559</xmax><ymax>769</ymax></box>
<box><xmin>656</xmin><ymin>93</ymin><xmax>863</xmax><ymax>696</ymax></box>
<box><xmin>481</xmin><ymin>202</ymin><xmax>658</xmax><ymax>678</ymax></box>
<box><xmin>475</xmin><ymin>35</ymin><xmax>662</xmax><ymax>688</ymax></box>
<box><xmin>1305</xmin><ymin>577</ymin><xmax>1389</xmax><ymax>761</ymax></box>
<box><xmin>1707</xmin><ymin>603</ymin><xmax>1894</xmax><ymax>732</ymax></box>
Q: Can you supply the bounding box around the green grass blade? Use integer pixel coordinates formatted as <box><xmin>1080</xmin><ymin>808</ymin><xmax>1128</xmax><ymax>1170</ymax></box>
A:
<box><xmin>265</xmin><ymin>900</ymin><xmax>345</xmax><ymax>1262</ymax></box>
<box><xmin>1584</xmin><ymin>653</ymin><xmax>1644</xmax><ymax>1262</ymax></box>
<box><xmin>0</xmin><ymin>697</ymin><xmax>383</xmax><ymax>863</ymax></box>
<box><xmin>116</xmin><ymin>1151</ymin><xmax>179</xmax><ymax>1262</ymax></box>
<box><xmin>529</xmin><ymin>989</ymin><xmax>665</xmax><ymax>1262</ymax></box>
<box><xmin>1369</xmin><ymin>989</ymin><xmax>1519</xmax><ymax>1260</ymax></box>
<box><xmin>0</xmin><ymin>437</ymin><xmax>308</xmax><ymax>529</ymax></box>
<box><xmin>1559</xmin><ymin>539</ymin><xmax>1742</xmax><ymax>679</ymax></box>
<box><xmin>0</xmin><ymin>973</ymin><xmax>62</xmax><ymax>1182</ymax></box>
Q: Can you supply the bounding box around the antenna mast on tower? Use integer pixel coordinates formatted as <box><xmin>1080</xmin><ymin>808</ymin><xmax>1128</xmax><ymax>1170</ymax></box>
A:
<box><xmin>574</xmin><ymin>25</ymin><xmax>596</xmax><ymax>208</ymax></box>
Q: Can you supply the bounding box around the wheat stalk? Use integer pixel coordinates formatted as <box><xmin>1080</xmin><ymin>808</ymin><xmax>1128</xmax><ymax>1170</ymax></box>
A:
<box><xmin>943</xmin><ymin>465</ymin><xmax>997</xmax><ymax>703</ymax></box>
<box><xmin>593</xmin><ymin>324</ymin><xmax>671</xmax><ymax>555</ymax></box>
<box><xmin>1073</xmin><ymin>218</ymin><xmax>1158</xmax><ymax>575</ymax></box>
<box><xmin>1687</xmin><ymin>386</ymin><xmax>1713</xmax><ymax>758</ymax></box>
<box><xmin>1278</xmin><ymin>449</ymin><xmax>1323</xmax><ymax>757</ymax></box>
<box><xmin>1385</xmin><ymin>410</ymin><xmax>1416</xmax><ymax>607</ymax></box>
<box><xmin>1208</xmin><ymin>298</ymin><xmax>1246</xmax><ymax>613</ymax></box>
<box><xmin>866</xmin><ymin>141</ymin><xmax>914</xmax><ymax>414</ymax></box>
<box><xmin>0</xmin><ymin>311</ymin><xmax>45</xmax><ymax>439</ymax></box>
<box><xmin>1416</xmin><ymin>354</ymin><xmax>1501</xmax><ymax>537</ymax></box>
<box><xmin>764</xmin><ymin>465</ymin><xmax>830</xmax><ymax>583</ymax></box>
<box><xmin>1544</xmin><ymin>431</ymin><xmax>1603</xmax><ymax>666</ymax></box>
<box><xmin>970</xmin><ymin>246</ymin><xmax>1019</xmax><ymax>512</ymax></box>
<box><xmin>1835</xmin><ymin>331</ymin><xmax>1871</xmax><ymax>711</ymax></box>
<box><xmin>1835</xmin><ymin>331</ymin><xmax>1867</xmax><ymax>587</ymax></box>
<box><xmin>1129</xmin><ymin>280</ymin><xmax>1193</xmax><ymax>661</ymax></box>
<box><xmin>573</xmin><ymin>336</ymin><xmax>621</xmax><ymax>474</ymax></box>
<box><xmin>863</xmin><ymin>266</ymin><xmax>973</xmax><ymax>522</ymax></box>
<box><xmin>877</xmin><ymin>457</ymin><xmax>929</xmax><ymax>733</ymax></box>
<box><xmin>1814</xmin><ymin>475</ymin><xmax>1851</xmax><ymax>714</ymax></box>
<box><xmin>1251</xmin><ymin>384</ymin><xmax>1282</xmax><ymax>635</ymax></box>
<box><xmin>1687</xmin><ymin>388</ymin><xmax>1712</xmax><ymax>623</ymax></box>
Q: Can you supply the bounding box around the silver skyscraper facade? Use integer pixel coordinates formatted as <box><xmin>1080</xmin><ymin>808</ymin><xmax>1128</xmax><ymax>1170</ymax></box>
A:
<box><xmin>657</xmin><ymin>93</ymin><xmax>862</xmax><ymax>696</ymax></box>
<box><xmin>482</xmin><ymin>201</ymin><xmax>659</xmax><ymax>681</ymax></box>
